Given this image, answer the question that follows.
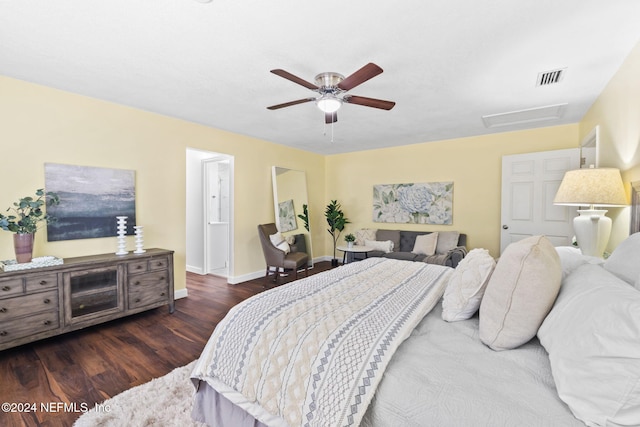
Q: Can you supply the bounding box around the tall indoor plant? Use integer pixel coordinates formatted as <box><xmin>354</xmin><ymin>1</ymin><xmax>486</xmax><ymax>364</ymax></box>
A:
<box><xmin>325</xmin><ymin>199</ymin><xmax>350</xmax><ymax>267</ymax></box>
<box><xmin>0</xmin><ymin>189</ymin><xmax>60</xmax><ymax>263</ymax></box>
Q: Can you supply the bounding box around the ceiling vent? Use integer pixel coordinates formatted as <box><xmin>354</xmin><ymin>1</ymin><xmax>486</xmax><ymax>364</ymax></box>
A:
<box><xmin>536</xmin><ymin>68</ymin><xmax>566</xmax><ymax>86</ymax></box>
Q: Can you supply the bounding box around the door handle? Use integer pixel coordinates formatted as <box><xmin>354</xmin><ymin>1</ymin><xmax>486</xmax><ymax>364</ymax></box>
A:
<box><xmin>502</xmin><ymin>225</ymin><xmax>509</xmax><ymax>230</ymax></box>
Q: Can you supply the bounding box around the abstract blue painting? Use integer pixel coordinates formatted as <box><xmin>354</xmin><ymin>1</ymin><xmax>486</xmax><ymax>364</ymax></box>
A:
<box><xmin>45</xmin><ymin>163</ymin><xmax>136</xmax><ymax>241</ymax></box>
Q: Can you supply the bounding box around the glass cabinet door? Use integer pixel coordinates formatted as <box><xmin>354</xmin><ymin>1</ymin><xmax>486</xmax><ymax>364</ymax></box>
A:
<box><xmin>64</xmin><ymin>266</ymin><xmax>124</xmax><ymax>323</ymax></box>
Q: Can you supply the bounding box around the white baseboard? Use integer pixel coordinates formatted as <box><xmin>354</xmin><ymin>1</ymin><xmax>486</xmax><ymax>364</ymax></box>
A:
<box><xmin>186</xmin><ymin>265</ymin><xmax>204</xmax><ymax>275</ymax></box>
<box><xmin>175</xmin><ymin>288</ymin><xmax>188</xmax><ymax>299</ymax></box>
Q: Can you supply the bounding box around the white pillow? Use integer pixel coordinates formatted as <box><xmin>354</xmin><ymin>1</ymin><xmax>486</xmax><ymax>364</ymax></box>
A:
<box><xmin>435</xmin><ymin>231</ymin><xmax>460</xmax><ymax>255</ymax></box>
<box><xmin>411</xmin><ymin>233</ymin><xmax>439</xmax><ymax>256</ymax></box>
<box><xmin>479</xmin><ymin>235</ymin><xmax>561</xmax><ymax>351</ymax></box>
<box><xmin>442</xmin><ymin>248</ymin><xmax>496</xmax><ymax>322</ymax></box>
<box><xmin>269</xmin><ymin>232</ymin><xmax>290</xmax><ymax>254</ymax></box>
<box><xmin>538</xmin><ymin>263</ymin><xmax>640</xmax><ymax>426</ymax></box>
<box><xmin>355</xmin><ymin>229</ymin><xmax>377</xmax><ymax>246</ymax></box>
<box><xmin>555</xmin><ymin>246</ymin><xmax>604</xmax><ymax>280</ymax></box>
<box><xmin>364</xmin><ymin>239</ymin><xmax>393</xmax><ymax>253</ymax></box>
<box><xmin>604</xmin><ymin>232</ymin><xmax>640</xmax><ymax>289</ymax></box>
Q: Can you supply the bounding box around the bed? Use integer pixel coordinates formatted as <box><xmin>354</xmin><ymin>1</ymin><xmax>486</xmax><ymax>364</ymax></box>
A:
<box><xmin>191</xmin><ymin>234</ymin><xmax>640</xmax><ymax>427</ymax></box>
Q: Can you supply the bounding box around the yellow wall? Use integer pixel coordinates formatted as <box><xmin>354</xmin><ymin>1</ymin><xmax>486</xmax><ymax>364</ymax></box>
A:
<box><xmin>579</xmin><ymin>39</ymin><xmax>640</xmax><ymax>248</ymax></box>
<box><xmin>325</xmin><ymin>125</ymin><xmax>579</xmax><ymax>257</ymax></box>
<box><xmin>0</xmin><ymin>76</ymin><xmax>326</xmax><ymax>291</ymax></box>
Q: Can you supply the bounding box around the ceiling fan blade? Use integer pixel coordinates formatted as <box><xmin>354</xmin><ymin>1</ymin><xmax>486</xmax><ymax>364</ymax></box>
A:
<box><xmin>344</xmin><ymin>95</ymin><xmax>396</xmax><ymax>110</ymax></box>
<box><xmin>267</xmin><ymin>98</ymin><xmax>316</xmax><ymax>110</ymax></box>
<box><xmin>338</xmin><ymin>63</ymin><xmax>383</xmax><ymax>91</ymax></box>
<box><xmin>325</xmin><ymin>112</ymin><xmax>337</xmax><ymax>124</ymax></box>
<box><xmin>270</xmin><ymin>69</ymin><xmax>318</xmax><ymax>90</ymax></box>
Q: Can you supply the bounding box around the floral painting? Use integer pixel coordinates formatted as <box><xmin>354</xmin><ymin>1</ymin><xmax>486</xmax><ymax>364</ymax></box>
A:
<box><xmin>373</xmin><ymin>182</ymin><xmax>453</xmax><ymax>224</ymax></box>
<box><xmin>278</xmin><ymin>199</ymin><xmax>298</xmax><ymax>232</ymax></box>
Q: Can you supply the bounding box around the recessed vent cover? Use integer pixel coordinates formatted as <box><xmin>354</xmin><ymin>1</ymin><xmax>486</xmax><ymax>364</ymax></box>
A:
<box><xmin>482</xmin><ymin>103</ymin><xmax>568</xmax><ymax>128</ymax></box>
<box><xmin>537</xmin><ymin>68</ymin><xmax>566</xmax><ymax>86</ymax></box>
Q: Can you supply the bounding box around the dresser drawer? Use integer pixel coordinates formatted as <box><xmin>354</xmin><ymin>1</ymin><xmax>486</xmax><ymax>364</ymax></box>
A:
<box><xmin>0</xmin><ymin>278</ymin><xmax>23</xmax><ymax>298</ymax></box>
<box><xmin>0</xmin><ymin>310</ymin><xmax>59</xmax><ymax>344</ymax></box>
<box><xmin>148</xmin><ymin>257</ymin><xmax>169</xmax><ymax>271</ymax></box>
<box><xmin>128</xmin><ymin>284</ymin><xmax>169</xmax><ymax>310</ymax></box>
<box><xmin>128</xmin><ymin>270</ymin><xmax>168</xmax><ymax>288</ymax></box>
<box><xmin>0</xmin><ymin>289</ymin><xmax>58</xmax><ymax>320</ymax></box>
<box><xmin>127</xmin><ymin>260</ymin><xmax>149</xmax><ymax>274</ymax></box>
<box><xmin>25</xmin><ymin>274</ymin><xmax>58</xmax><ymax>292</ymax></box>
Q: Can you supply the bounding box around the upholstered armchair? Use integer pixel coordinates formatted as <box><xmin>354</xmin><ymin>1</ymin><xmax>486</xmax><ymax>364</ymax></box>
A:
<box><xmin>258</xmin><ymin>223</ymin><xmax>308</xmax><ymax>285</ymax></box>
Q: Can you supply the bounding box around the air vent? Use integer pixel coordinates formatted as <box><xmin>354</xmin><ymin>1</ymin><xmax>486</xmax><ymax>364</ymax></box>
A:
<box><xmin>482</xmin><ymin>103</ymin><xmax>568</xmax><ymax>128</ymax></box>
<box><xmin>536</xmin><ymin>68</ymin><xmax>566</xmax><ymax>86</ymax></box>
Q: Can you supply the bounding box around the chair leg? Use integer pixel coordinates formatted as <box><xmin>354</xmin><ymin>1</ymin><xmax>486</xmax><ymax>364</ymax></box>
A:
<box><xmin>304</xmin><ymin>264</ymin><xmax>308</xmax><ymax>277</ymax></box>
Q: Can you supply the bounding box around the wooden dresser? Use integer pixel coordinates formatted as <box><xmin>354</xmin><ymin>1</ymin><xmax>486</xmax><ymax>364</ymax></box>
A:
<box><xmin>0</xmin><ymin>248</ymin><xmax>174</xmax><ymax>351</ymax></box>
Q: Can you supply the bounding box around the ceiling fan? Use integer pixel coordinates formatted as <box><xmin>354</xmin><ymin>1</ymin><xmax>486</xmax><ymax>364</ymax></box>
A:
<box><xmin>267</xmin><ymin>63</ymin><xmax>396</xmax><ymax>124</ymax></box>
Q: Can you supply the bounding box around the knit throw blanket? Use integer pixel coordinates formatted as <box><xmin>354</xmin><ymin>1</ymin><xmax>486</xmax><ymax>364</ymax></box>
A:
<box><xmin>191</xmin><ymin>258</ymin><xmax>452</xmax><ymax>427</ymax></box>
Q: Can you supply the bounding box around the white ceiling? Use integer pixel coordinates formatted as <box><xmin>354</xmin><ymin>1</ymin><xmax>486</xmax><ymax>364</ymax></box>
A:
<box><xmin>1</xmin><ymin>0</ymin><xmax>639</xmax><ymax>155</ymax></box>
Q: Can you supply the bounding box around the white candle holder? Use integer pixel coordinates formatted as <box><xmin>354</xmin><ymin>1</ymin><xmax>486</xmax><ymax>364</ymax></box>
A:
<box><xmin>134</xmin><ymin>225</ymin><xmax>146</xmax><ymax>254</ymax></box>
<box><xmin>116</xmin><ymin>216</ymin><xmax>128</xmax><ymax>255</ymax></box>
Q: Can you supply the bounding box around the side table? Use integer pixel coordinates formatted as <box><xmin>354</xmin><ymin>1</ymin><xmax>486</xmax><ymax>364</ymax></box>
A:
<box><xmin>337</xmin><ymin>245</ymin><xmax>373</xmax><ymax>264</ymax></box>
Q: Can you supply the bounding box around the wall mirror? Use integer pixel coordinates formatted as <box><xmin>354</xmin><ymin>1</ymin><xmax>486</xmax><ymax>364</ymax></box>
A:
<box><xmin>580</xmin><ymin>125</ymin><xmax>599</xmax><ymax>168</ymax></box>
<box><xmin>272</xmin><ymin>166</ymin><xmax>313</xmax><ymax>267</ymax></box>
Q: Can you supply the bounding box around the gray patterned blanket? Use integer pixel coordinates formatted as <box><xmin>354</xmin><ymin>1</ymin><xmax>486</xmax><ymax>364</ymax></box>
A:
<box><xmin>191</xmin><ymin>258</ymin><xmax>452</xmax><ymax>427</ymax></box>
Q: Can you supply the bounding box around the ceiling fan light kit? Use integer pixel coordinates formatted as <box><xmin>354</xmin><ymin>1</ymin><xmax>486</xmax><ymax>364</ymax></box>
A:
<box><xmin>267</xmin><ymin>63</ymin><xmax>395</xmax><ymax>129</ymax></box>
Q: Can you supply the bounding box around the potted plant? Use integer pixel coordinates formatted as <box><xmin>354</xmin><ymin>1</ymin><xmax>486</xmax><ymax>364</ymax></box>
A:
<box><xmin>344</xmin><ymin>233</ymin><xmax>356</xmax><ymax>249</ymax></box>
<box><xmin>0</xmin><ymin>189</ymin><xmax>60</xmax><ymax>263</ymax></box>
<box><xmin>325</xmin><ymin>200</ymin><xmax>350</xmax><ymax>267</ymax></box>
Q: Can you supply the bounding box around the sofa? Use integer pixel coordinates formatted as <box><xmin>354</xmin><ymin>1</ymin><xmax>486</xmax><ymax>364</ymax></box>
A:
<box><xmin>350</xmin><ymin>228</ymin><xmax>467</xmax><ymax>268</ymax></box>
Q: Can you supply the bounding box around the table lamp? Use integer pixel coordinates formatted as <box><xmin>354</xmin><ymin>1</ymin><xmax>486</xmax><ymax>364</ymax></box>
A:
<box><xmin>554</xmin><ymin>167</ymin><xmax>627</xmax><ymax>257</ymax></box>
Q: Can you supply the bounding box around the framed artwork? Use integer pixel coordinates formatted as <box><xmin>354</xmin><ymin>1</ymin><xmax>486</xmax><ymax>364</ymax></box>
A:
<box><xmin>373</xmin><ymin>182</ymin><xmax>453</xmax><ymax>224</ymax></box>
<box><xmin>45</xmin><ymin>163</ymin><xmax>136</xmax><ymax>241</ymax></box>
<box><xmin>278</xmin><ymin>199</ymin><xmax>298</xmax><ymax>232</ymax></box>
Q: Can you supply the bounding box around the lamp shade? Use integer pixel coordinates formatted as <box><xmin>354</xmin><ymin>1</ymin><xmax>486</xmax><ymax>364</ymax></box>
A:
<box><xmin>316</xmin><ymin>95</ymin><xmax>342</xmax><ymax>113</ymax></box>
<box><xmin>553</xmin><ymin>167</ymin><xmax>627</xmax><ymax>207</ymax></box>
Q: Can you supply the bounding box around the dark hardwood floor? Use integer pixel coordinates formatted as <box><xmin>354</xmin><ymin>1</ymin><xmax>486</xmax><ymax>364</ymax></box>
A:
<box><xmin>0</xmin><ymin>262</ymin><xmax>332</xmax><ymax>427</ymax></box>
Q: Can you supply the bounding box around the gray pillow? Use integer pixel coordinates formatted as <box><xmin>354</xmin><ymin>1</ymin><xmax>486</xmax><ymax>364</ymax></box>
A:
<box><xmin>435</xmin><ymin>231</ymin><xmax>460</xmax><ymax>254</ymax></box>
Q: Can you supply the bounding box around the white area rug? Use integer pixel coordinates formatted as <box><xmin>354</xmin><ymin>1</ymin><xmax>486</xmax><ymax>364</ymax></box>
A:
<box><xmin>74</xmin><ymin>361</ymin><xmax>204</xmax><ymax>427</ymax></box>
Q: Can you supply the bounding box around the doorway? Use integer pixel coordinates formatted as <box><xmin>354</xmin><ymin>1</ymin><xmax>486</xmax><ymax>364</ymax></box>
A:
<box><xmin>185</xmin><ymin>148</ymin><xmax>234</xmax><ymax>278</ymax></box>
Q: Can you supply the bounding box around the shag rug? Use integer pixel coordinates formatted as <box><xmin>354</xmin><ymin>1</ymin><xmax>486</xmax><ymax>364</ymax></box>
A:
<box><xmin>74</xmin><ymin>361</ymin><xmax>205</xmax><ymax>427</ymax></box>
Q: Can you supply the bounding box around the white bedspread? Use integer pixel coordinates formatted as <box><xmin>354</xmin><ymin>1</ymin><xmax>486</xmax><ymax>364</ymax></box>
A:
<box><xmin>191</xmin><ymin>258</ymin><xmax>452</xmax><ymax>427</ymax></box>
<box><xmin>361</xmin><ymin>303</ymin><xmax>585</xmax><ymax>427</ymax></box>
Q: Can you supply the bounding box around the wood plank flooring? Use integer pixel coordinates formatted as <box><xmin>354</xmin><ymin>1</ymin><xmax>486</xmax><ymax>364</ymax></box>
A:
<box><xmin>0</xmin><ymin>262</ymin><xmax>331</xmax><ymax>427</ymax></box>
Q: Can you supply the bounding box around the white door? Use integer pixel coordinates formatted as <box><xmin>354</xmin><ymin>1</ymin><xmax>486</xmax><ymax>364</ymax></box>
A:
<box><xmin>500</xmin><ymin>148</ymin><xmax>580</xmax><ymax>253</ymax></box>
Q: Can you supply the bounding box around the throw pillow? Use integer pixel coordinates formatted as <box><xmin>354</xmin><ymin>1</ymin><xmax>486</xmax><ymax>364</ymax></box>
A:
<box><xmin>538</xmin><ymin>264</ymin><xmax>640</xmax><ymax>426</ymax></box>
<box><xmin>364</xmin><ymin>239</ymin><xmax>394</xmax><ymax>253</ymax></box>
<box><xmin>355</xmin><ymin>229</ymin><xmax>377</xmax><ymax>246</ymax></box>
<box><xmin>604</xmin><ymin>232</ymin><xmax>640</xmax><ymax>289</ymax></box>
<box><xmin>411</xmin><ymin>233</ymin><xmax>438</xmax><ymax>256</ymax></box>
<box><xmin>442</xmin><ymin>248</ymin><xmax>496</xmax><ymax>322</ymax></box>
<box><xmin>269</xmin><ymin>232</ymin><xmax>290</xmax><ymax>254</ymax></box>
<box><xmin>479</xmin><ymin>235</ymin><xmax>561</xmax><ymax>351</ymax></box>
<box><xmin>435</xmin><ymin>231</ymin><xmax>460</xmax><ymax>255</ymax></box>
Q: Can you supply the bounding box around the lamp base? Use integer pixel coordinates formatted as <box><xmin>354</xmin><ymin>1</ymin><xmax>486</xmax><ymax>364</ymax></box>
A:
<box><xmin>574</xmin><ymin>209</ymin><xmax>611</xmax><ymax>258</ymax></box>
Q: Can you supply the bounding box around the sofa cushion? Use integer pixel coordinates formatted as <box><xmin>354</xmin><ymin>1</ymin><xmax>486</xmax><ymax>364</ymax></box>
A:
<box><xmin>435</xmin><ymin>231</ymin><xmax>460</xmax><ymax>255</ymax></box>
<box><xmin>355</xmin><ymin>229</ymin><xmax>377</xmax><ymax>246</ymax></box>
<box><xmin>376</xmin><ymin>230</ymin><xmax>400</xmax><ymax>252</ymax></box>
<box><xmin>479</xmin><ymin>235</ymin><xmax>561</xmax><ymax>351</ymax></box>
<box><xmin>412</xmin><ymin>232</ymin><xmax>439</xmax><ymax>256</ymax></box>
<box><xmin>399</xmin><ymin>231</ymin><xmax>426</xmax><ymax>252</ymax></box>
<box><xmin>383</xmin><ymin>252</ymin><xmax>420</xmax><ymax>261</ymax></box>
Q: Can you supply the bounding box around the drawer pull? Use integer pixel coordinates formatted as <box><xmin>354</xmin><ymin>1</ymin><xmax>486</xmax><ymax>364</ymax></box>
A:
<box><xmin>134</xmin><ymin>281</ymin><xmax>141</xmax><ymax>286</ymax></box>
<box><xmin>136</xmin><ymin>265</ymin><xmax>143</xmax><ymax>270</ymax></box>
<box><xmin>43</xmin><ymin>320</ymin><xmax>51</xmax><ymax>326</ymax></box>
<box><xmin>43</xmin><ymin>299</ymin><xmax>51</xmax><ymax>304</ymax></box>
<box><xmin>0</xmin><ymin>307</ymin><xmax>6</xmax><ymax>313</ymax></box>
<box><xmin>135</xmin><ymin>298</ymin><xmax>141</xmax><ymax>303</ymax></box>
<box><xmin>39</xmin><ymin>280</ymin><xmax>47</xmax><ymax>285</ymax></box>
<box><xmin>160</xmin><ymin>292</ymin><xmax>165</xmax><ymax>296</ymax></box>
<box><xmin>2</xmin><ymin>286</ymin><xmax>10</xmax><ymax>292</ymax></box>
<box><xmin>0</xmin><ymin>331</ymin><xmax>7</xmax><ymax>337</ymax></box>
<box><xmin>157</xmin><ymin>262</ymin><xmax>164</xmax><ymax>266</ymax></box>
<box><xmin>160</xmin><ymin>276</ymin><xmax>165</xmax><ymax>281</ymax></box>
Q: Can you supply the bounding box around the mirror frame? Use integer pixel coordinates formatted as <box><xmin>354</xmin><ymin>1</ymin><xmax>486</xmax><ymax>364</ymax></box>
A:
<box><xmin>272</xmin><ymin>166</ymin><xmax>313</xmax><ymax>267</ymax></box>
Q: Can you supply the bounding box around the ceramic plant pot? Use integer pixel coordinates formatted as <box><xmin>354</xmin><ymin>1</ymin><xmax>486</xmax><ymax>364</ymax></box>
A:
<box><xmin>13</xmin><ymin>233</ymin><xmax>34</xmax><ymax>263</ymax></box>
